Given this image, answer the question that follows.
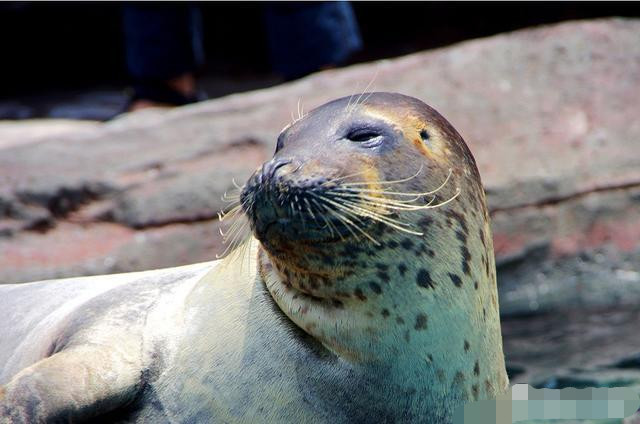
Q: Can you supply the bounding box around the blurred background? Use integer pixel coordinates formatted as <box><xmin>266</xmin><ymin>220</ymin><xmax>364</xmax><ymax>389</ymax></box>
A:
<box><xmin>1</xmin><ymin>1</ymin><xmax>640</xmax><ymax>411</ymax></box>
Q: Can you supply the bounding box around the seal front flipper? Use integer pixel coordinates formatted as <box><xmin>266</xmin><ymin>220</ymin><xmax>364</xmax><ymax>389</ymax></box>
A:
<box><xmin>0</xmin><ymin>337</ymin><xmax>143</xmax><ymax>423</ymax></box>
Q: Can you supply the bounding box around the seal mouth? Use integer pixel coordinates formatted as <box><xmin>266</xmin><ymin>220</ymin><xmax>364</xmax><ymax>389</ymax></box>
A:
<box><xmin>241</xmin><ymin>170</ymin><xmax>360</xmax><ymax>246</ymax></box>
<box><xmin>246</xmin><ymin>194</ymin><xmax>356</xmax><ymax>245</ymax></box>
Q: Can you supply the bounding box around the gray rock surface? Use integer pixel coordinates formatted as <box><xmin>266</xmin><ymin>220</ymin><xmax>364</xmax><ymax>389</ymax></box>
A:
<box><xmin>1</xmin><ymin>19</ymin><xmax>639</xmax><ymax>321</ymax></box>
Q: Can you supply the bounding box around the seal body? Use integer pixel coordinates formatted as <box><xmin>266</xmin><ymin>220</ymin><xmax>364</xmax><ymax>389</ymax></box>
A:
<box><xmin>0</xmin><ymin>93</ymin><xmax>508</xmax><ymax>423</ymax></box>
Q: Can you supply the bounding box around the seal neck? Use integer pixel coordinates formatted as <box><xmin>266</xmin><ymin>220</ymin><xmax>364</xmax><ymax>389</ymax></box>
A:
<box><xmin>258</xmin><ymin>218</ymin><xmax>509</xmax><ymax>401</ymax></box>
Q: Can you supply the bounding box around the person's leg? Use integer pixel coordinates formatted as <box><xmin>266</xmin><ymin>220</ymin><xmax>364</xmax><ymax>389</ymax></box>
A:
<box><xmin>122</xmin><ymin>3</ymin><xmax>205</xmax><ymax>109</ymax></box>
<box><xmin>264</xmin><ymin>2</ymin><xmax>363</xmax><ymax>81</ymax></box>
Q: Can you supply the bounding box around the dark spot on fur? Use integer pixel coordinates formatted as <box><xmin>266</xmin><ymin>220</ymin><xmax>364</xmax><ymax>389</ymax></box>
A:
<box><xmin>336</xmin><ymin>291</ymin><xmax>351</xmax><ymax>298</ymax></box>
<box><xmin>354</xmin><ymin>288</ymin><xmax>367</xmax><ymax>301</ymax></box>
<box><xmin>398</xmin><ymin>263</ymin><xmax>407</xmax><ymax>276</ymax></box>
<box><xmin>414</xmin><ymin>313</ymin><xmax>428</xmax><ymax>330</ymax></box>
<box><xmin>309</xmin><ymin>279</ymin><xmax>320</xmax><ymax>290</ymax></box>
<box><xmin>461</xmin><ymin>246</ymin><xmax>472</xmax><ymax>276</ymax></box>
<box><xmin>387</xmin><ymin>240</ymin><xmax>399</xmax><ymax>249</ymax></box>
<box><xmin>479</xmin><ymin>228</ymin><xmax>486</xmax><ymax>247</ymax></box>
<box><xmin>344</xmin><ymin>243</ymin><xmax>364</xmax><ymax>255</ymax></box>
<box><xmin>474</xmin><ymin>361</ymin><xmax>480</xmax><ymax>376</ymax></box>
<box><xmin>396</xmin><ymin>316</ymin><xmax>405</xmax><ymax>325</ymax></box>
<box><xmin>464</xmin><ymin>340</ymin><xmax>470</xmax><ymax>352</ymax></box>
<box><xmin>485</xmin><ymin>379</ymin><xmax>493</xmax><ymax>394</ymax></box>
<box><xmin>332</xmin><ymin>299</ymin><xmax>344</xmax><ymax>308</ymax></box>
<box><xmin>446</xmin><ymin>210</ymin><xmax>469</xmax><ymax>234</ymax></box>
<box><xmin>427</xmin><ymin>249</ymin><xmax>435</xmax><ymax>258</ymax></box>
<box><xmin>401</xmin><ymin>238</ymin><xmax>414</xmax><ymax>250</ymax></box>
<box><xmin>374</xmin><ymin>241</ymin><xmax>386</xmax><ymax>251</ymax></box>
<box><xmin>453</xmin><ymin>371</ymin><xmax>466</xmax><ymax>385</ymax></box>
<box><xmin>474</xmin><ymin>281</ymin><xmax>479</xmax><ymax>290</ymax></box>
<box><xmin>381</xmin><ymin>308</ymin><xmax>390</xmax><ymax>318</ymax></box>
<box><xmin>455</xmin><ymin>230</ymin><xmax>467</xmax><ymax>243</ymax></box>
<box><xmin>416</xmin><ymin>269</ymin><xmax>435</xmax><ymax>290</ymax></box>
<box><xmin>369</xmin><ymin>281</ymin><xmax>382</xmax><ymax>294</ymax></box>
<box><xmin>485</xmin><ymin>256</ymin><xmax>491</xmax><ymax>278</ymax></box>
<box><xmin>472</xmin><ymin>384</ymin><xmax>479</xmax><ymax>400</ymax></box>
<box><xmin>377</xmin><ymin>271</ymin><xmax>390</xmax><ymax>283</ymax></box>
<box><xmin>418</xmin><ymin>216</ymin><xmax>433</xmax><ymax>230</ymax></box>
<box><xmin>482</xmin><ymin>307</ymin><xmax>487</xmax><ymax>321</ymax></box>
<box><xmin>449</xmin><ymin>273</ymin><xmax>463</xmax><ymax>287</ymax></box>
<box><xmin>320</xmin><ymin>254</ymin><xmax>334</xmax><ymax>266</ymax></box>
<box><xmin>376</xmin><ymin>263</ymin><xmax>389</xmax><ymax>272</ymax></box>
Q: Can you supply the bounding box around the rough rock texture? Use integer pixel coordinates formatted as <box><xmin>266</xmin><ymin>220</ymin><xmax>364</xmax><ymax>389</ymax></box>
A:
<box><xmin>2</xmin><ymin>19</ymin><xmax>640</xmax><ymax>319</ymax></box>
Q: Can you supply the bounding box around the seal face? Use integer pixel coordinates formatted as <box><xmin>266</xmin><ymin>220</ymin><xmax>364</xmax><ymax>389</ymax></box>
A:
<box><xmin>0</xmin><ymin>92</ymin><xmax>508</xmax><ymax>424</ymax></box>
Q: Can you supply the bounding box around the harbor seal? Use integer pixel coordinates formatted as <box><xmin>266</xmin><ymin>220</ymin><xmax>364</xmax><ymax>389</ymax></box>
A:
<box><xmin>0</xmin><ymin>92</ymin><xmax>508</xmax><ymax>423</ymax></box>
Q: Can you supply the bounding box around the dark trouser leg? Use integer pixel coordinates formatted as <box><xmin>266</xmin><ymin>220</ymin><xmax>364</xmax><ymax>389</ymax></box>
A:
<box><xmin>122</xmin><ymin>3</ymin><xmax>204</xmax><ymax>105</ymax></box>
<box><xmin>264</xmin><ymin>2</ymin><xmax>363</xmax><ymax>80</ymax></box>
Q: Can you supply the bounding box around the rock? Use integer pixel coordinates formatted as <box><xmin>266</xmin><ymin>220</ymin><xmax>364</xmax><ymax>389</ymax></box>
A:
<box><xmin>501</xmin><ymin>307</ymin><xmax>640</xmax><ymax>386</ymax></box>
<box><xmin>612</xmin><ymin>354</ymin><xmax>640</xmax><ymax>370</ymax></box>
<box><xmin>532</xmin><ymin>369</ymin><xmax>640</xmax><ymax>390</ymax></box>
<box><xmin>1</xmin><ymin>18</ymin><xmax>640</xmax><ymax>302</ymax></box>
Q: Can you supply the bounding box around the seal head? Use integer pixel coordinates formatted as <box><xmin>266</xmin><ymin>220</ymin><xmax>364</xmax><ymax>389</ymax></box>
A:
<box><xmin>241</xmin><ymin>93</ymin><xmax>508</xmax><ymax>410</ymax></box>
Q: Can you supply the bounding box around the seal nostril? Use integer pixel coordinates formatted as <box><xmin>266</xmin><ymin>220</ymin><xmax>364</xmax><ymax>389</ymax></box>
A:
<box><xmin>264</xmin><ymin>158</ymin><xmax>293</xmax><ymax>181</ymax></box>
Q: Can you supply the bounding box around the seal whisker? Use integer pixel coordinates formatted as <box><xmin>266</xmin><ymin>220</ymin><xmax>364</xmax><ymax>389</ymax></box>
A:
<box><xmin>341</xmin><ymin>165</ymin><xmax>424</xmax><ymax>187</ymax></box>
<box><xmin>231</xmin><ymin>178</ymin><xmax>244</xmax><ymax>190</ymax></box>
<box><xmin>314</xmin><ymin>193</ymin><xmax>424</xmax><ymax>236</ymax></box>
<box><xmin>219</xmin><ymin>203</ymin><xmax>243</xmax><ymax>221</ymax></box>
<box><xmin>319</xmin><ymin>194</ymin><xmax>416</xmax><ymax>227</ymax></box>
<box><xmin>303</xmin><ymin>198</ymin><xmax>318</xmax><ymax>223</ymax></box>
<box><xmin>222</xmin><ymin>191</ymin><xmax>241</xmax><ymax>203</ymax></box>
<box><xmin>329</xmin><ymin>191</ymin><xmax>444</xmax><ymax>211</ymax></box>
<box><xmin>221</xmin><ymin>217</ymin><xmax>248</xmax><ymax>246</ymax></box>
<box><xmin>326</xmin><ymin>208</ymin><xmax>380</xmax><ymax>245</ymax></box>
<box><xmin>337</xmin><ymin>195</ymin><xmax>430</xmax><ymax>212</ymax></box>
<box><xmin>341</xmin><ymin>168</ymin><xmax>452</xmax><ymax>196</ymax></box>
<box><xmin>322</xmin><ymin>169</ymin><xmax>370</xmax><ymax>185</ymax></box>
<box><xmin>220</xmin><ymin>206</ymin><xmax>248</xmax><ymax>235</ymax></box>
<box><xmin>217</xmin><ymin>218</ymin><xmax>250</xmax><ymax>259</ymax></box>
<box><xmin>345</xmin><ymin>81</ymin><xmax>363</xmax><ymax>114</ymax></box>
<box><xmin>342</xmin><ymin>192</ymin><xmax>460</xmax><ymax>213</ymax></box>
<box><xmin>310</xmin><ymin>198</ymin><xmax>337</xmax><ymax>237</ymax></box>
<box><xmin>329</xmin><ymin>191</ymin><xmax>425</xmax><ymax>207</ymax></box>
<box><xmin>325</xmin><ymin>209</ymin><xmax>362</xmax><ymax>241</ymax></box>
<box><xmin>347</xmin><ymin>70</ymin><xmax>379</xmax><ymax>115</ymax></box>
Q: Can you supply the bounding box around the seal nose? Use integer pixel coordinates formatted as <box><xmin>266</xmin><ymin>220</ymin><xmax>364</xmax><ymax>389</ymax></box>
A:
<box><xmin>259</xmin><ymin>158</ymin><xmax>295</xmax><ymax>185</ymax></box>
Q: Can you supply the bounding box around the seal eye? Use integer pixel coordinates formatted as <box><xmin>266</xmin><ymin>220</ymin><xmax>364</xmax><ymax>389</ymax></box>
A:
<box><xmin>347</xmin><ymin>129</ymin><xmax>382</xmax><ymax>143</ymax></box>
